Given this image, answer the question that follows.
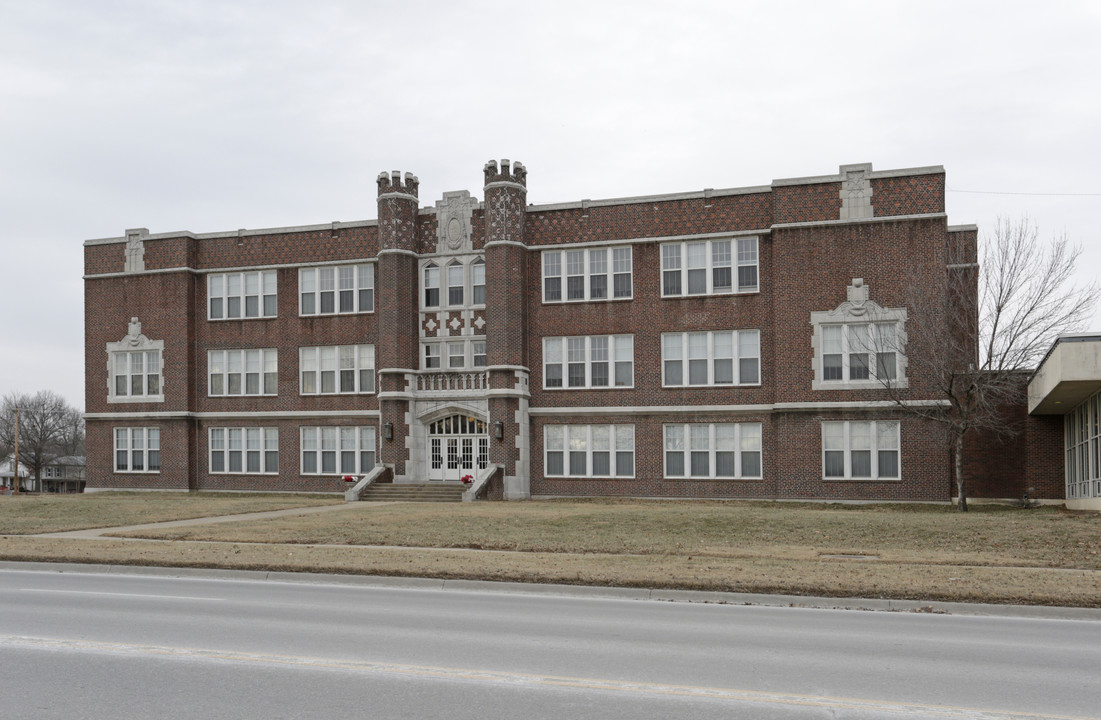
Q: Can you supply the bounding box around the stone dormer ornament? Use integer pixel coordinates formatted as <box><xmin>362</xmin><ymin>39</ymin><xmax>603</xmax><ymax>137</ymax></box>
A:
<box><xmin>845</xmin><ymin>278</ymin><xmax>870</xmax><ymax>316</ymax></box>
<box><xmin>124</xmin><ymin>228</ymin><xmax>148</xmax><ymax>273</ymax></box>
<box><xmin>121</xmin><ymin>317</ymin><xmax>151</xmax><ymax>347</ymax></box>
<box><xmin>435</xmin><ymin>190</ymin><xmax>478</xmax><ymax>254</ymax></box>
<box><xmin>839</xmin><ymin>163</ymin><xmax>874</xmax><ymax>220</ymax></box>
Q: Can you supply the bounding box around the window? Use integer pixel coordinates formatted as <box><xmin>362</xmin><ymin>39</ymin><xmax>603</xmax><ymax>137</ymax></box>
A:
<box><xmin>543</xmin><ymin>335</ymin><xmax>633</xmax><ymax>389</ymax></box>
<box><xmin>662</xmin><ymin>330</ymin><xmax>760</xmax><ymax>386</ymax></box>
<box><xmin>446</xmin><ymin>262</ymin><xmax>464</xmax><ymax>306</ymax></box>
<box><xmin>424</xmin><ymin>264</ymin><xmax>440</xmax><ymax>307</ymax></box>
<box><xmin>110</xmin><ymin>350</ymin><xmax>162</xmax><ymax>399</ymax></box>
<box><xmin>1064</xmin><ymin>393</ymin><xmax>1101</xmax><ymax>500</ymax></box>
<box><xmin>472</xmin><ymin>259</ymin><xmax>486</xmax><ymax>305</ymax></box>
<box><xmin>545</xmin><ymin>425</ymin><xmax>634</xmax><ymax>478</ymax></box>
<box><xmin>210</xmin><ymin>427</ymin><xmax>278</xmax><ymax>474</ymax></box>
<box><xmin>542</xmin><ymin>246</ymin><xmax>632</xmax><ymax>303</ymax></box>
<box><xmin>114</xmin><ymin>428</ymin><xmax>160</xmax><ymax>473</ymax></box>
<box><xmin>301</xmin><ymin>427</ymin><xmax>375</xmax><ymax>475</ymax></box>
<box><xmin>664</xmin><ymin>423</ymin><xmax>762</xmax><ymax>479</ymax></box>
<box><xmin>208</xmin><ymin>271</ymin><xmax>277</xmax><ymax>320</ymax></box>
<box><xmin>821</xmin><ymin>323</ymin><xmax>899</xmax><ymax>383</ymax></box>
<box><xmin>209</xmin><ymin>349</ymin><xmax>277</xmax><ymax>396</ymax></box>
<box><xmin>299</xmin><ymin>345</ymin><xmax>375</xmax><ymax>394</ymax></box>
<box><xmin>822</xmin><ymin>421</ymin><xmax>899</xmax><ymax>479</ymax></box>
<box><xmin>299</xmin><ymin>265</ymin><xmax>373</xmax><ymax>315</ymax></box>
<box><xmin>662</xmin><ymin>238</ymin><xmax>758</xmax><ymax>296</ymax></box>
<box><xmin>422</xmin><ymin>338</ymin><xmax>486</xmax><ymax>370</ymax></box>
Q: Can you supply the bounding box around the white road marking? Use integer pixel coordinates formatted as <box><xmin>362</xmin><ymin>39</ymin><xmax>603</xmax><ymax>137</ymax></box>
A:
<box><xmin>0</xmin><ymin>635</ymin><xmax>1090</xmax><ymax>720</ymax></box>
<box><xmin>18</xmin><ymin>589</ymin><xmax>224</xmax><ymax>602</ymax></box>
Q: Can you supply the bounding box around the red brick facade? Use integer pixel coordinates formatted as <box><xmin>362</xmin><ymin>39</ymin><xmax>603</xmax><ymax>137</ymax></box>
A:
<box><xmin>84</xmin><ymin>161</ymin><xmax>1063</xmax><ymax>500</ymax></box>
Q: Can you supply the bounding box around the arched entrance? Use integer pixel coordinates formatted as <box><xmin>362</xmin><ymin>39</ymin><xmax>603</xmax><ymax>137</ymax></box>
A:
<box><xmin>427</xmin><ymin>414</ymin><xmax>489</xmax><ymax>482</ymax></box>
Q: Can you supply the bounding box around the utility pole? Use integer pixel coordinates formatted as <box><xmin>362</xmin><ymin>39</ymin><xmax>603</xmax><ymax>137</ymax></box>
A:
<box><xmin>12</xmin><ymin>406</ymin><xmax>20</xmax><ymax>495</ymax></box>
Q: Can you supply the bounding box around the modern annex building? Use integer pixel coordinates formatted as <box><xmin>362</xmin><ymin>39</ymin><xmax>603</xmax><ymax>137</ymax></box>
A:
<box><xmin>84</xmin><ymin>160</ymin><xmax>1077</xmax><ymax>502</ymax></box>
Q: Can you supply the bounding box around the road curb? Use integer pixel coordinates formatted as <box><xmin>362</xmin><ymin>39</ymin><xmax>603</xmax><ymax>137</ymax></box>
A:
<box><xmin>4</xmin><ymin>560</ymin><xmax>1100</xmax><ymax>621</ymax></box>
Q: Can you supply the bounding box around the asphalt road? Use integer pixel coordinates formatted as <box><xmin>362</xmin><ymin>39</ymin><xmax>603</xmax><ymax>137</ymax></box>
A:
<box><xmin>1</xmin><ymin>567</ymin><xmax>1098</xmax><ymax>719</ymax></box>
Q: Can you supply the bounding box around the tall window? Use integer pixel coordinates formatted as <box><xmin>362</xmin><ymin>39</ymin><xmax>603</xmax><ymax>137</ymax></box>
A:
<box><xmin>301</xmin><ymin>427</ymin><xmax>376</xmax><ymax>475</ymax></box>
<box><xmin>542</xmin><ymin>246</ymin><xmax>632</xmax><ymax>303</ymax></box>
<box><xmin>662</xmin><ymin>238</ymin><xmax>758</xmax><ymax>296</ymax></box>
<box><xmin>447</xmin><ymin>261</ymin><xmax>464</xmax><ymax>306</ymax></box>
<box><xmin>543</xmin><ymin>335</ymin><xmax>633</xmax><ymax>389</ymax></box>
<box><xmin>111</xmin><ymin>350</ymin><xmax>162</xmax><ymax>399</ymax></box>
<box><xmin>208</xmin><ymin>271</ymin><xmax>277</xmax><ymax>320</ymax></box>
<box><xmin>545</xmin><ymin>425</ymin><xmax>634</xmax><ymax>478</ymax></box>
<box><xmin>1065</xmin><ymin>392</ymin><xmax>1101</xmax><ymax>500</ymax></box>
<box><xmin>114</xmin><ymin>428</ymin><xmax>160</xmax><ymax>473</ymax></box>
<box><xmin>299</xmin><ymin>265</ymin><xmax>373</xmax><ymax>315</ymax></box>
<box><xmin>209</xmin><ymin>349</ymin><xmax>277</xmax><ymax>396</ymax></box>
<box><xmin>822</xmin><ymin>421</ymin><xmax>899</xmax><ymax>479</ymax></box>
<box><xmin>664</xmin><ymin>423</ymin><xmax>762</xmax><ymax>479</ymax></box>
<box><xmin>299</xmin><ymin>345</ymin><xmax>375</xmax><ymax>394</ymax></box>
<box><xmin>472</xmin><ymin>259</ymin><xmax>486</xmax><ymax>305</ymax></box>
<box><xmin>662</xmin><ymin>330</ymin><xmax>760</xmax><ymax>386</ymax></box>
<box><xmin>209</xmin><ymin>427</ymin><xmax>278</xmax><ymax>474</ymax></box>
<box><xmin>424</xmin><ymin>264</ymin><xmax>440</xmax><ymax>308</ymax></box>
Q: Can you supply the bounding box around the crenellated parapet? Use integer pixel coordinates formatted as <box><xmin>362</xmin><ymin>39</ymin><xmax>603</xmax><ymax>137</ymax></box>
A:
<box><xmin>377</xmin><ymin>170</ymin><xmax>420</xmax><ymax>200</ymax></box>
<box><xmin>483</xmin><ymin>159</ymin><xmax>526</xmax><ymax>189</ymax></box>
<box><xmin>483</xmin><ymin>159</ymin><xmax>527</xmax><ymax>248</ymax></box>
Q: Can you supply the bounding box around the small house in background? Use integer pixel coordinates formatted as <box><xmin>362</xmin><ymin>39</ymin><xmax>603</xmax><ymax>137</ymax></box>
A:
<box><xmin>0</xmin><ymin>456</ymin><xmax>30</xmax><ymax>492</ymax></box>
<box><xmin>41</xmin><ymin>456</ymin><xmax>87</xmax><ymax>494</ymax></box>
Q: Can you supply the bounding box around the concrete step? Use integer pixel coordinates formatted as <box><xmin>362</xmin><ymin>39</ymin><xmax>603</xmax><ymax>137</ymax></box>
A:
<box><xmin>359</xmin><ymin>482</ymin><xmax>465</xmax><ymax>503</ymax></box>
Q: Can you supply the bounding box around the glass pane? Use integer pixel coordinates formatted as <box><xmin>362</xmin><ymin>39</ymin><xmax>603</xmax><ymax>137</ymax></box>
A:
<box><xmin>851</xmin><ymin>450</ymin><xmax>872</xmax><ymax>477</ymax></box>
<box><xmin>824</xmin><ymin>450</ymin><xmax>844</xmax><ymax>477</ymax></box>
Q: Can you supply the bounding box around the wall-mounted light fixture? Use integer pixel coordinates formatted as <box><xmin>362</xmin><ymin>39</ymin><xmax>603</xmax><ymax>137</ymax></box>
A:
<box><xmin>384</xmin><ymin>422</ymin><xmax>393</xmax><ymax>440</ymax></box>
<box><xmin>494</xmin><ymin>420</ymin><xmax>504</xmax><ymax>440</ymax></box>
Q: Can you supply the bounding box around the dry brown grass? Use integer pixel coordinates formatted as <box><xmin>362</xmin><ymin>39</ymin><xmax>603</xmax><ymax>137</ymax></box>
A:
<box><xmin>0</xmin><ymin>492</ymin><xmax>340</xmax><ymax>534</ymax></box>
<box><xmin>2</xmin><ymin>497</ymin><xmax>1099</xmax><ymax>606</ymax></box>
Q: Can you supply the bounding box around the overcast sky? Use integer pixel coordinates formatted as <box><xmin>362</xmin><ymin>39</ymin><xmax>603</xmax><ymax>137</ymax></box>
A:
<box><xmin>2</xmin><ymin>0</ymin><xmax>1098</xmax><ymax>411</ymax></box>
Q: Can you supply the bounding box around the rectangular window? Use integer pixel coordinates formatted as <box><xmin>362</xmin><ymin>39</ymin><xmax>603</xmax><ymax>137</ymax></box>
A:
<box><xmin>424</xmin><ymin>265</ymin><xmax>440</xmax><ymax>308</ymax></box>
<box><xmin>208</xmin><ymin>271</ymin><xmax>277</xmax><ymax>320</ymax></box>
<box><xmin>110</xmin><ymin>350</ymin><xmax>163</xmax><ymax>400</ymax></box>
<box><xmin>299</xmin><ymin>345</ymin><xmax>374</xmax><ymax>394</ymax></box>
<box><xmin>545</xmin><ymin>424</ymin><xmax>634</xmax><ymax>478</ymax></box>
<box><xmin>421</xmin><ymin>339</ymin><xmax>486</xmax><ymax>371</ymax></box>
<box><xmin>472</xmin><ymin>260</ymin><xmax>486</xmax><ymax>305</ymax></box>
<box><xmin>113</xmin><ymin>427</ymin><xmax>160</xmax><ymax>473</ymax></box>
<box><xmin>822</xmin><ymin>420</ymin><xmax>900</xmax><ymax>479</ymax></box>
<box><xmin>661</xmin><ymin>330</ymin><xmax>760</xmax><ymax>386</ymax></box>
<box><xmin>299</xmin><ymin>265</ymin><xmax>373</xmax><ymax>316</ymax></box>
<box><xmin>209</xmin><ymin>427</ymin><xmax>277</xmax><ymax>474</ymax></box>
<box><xmin>544</xmin><ymin>335</ymin><xmax>633</xmax><ymax>389</ymax></box>
<box><xmin>208</xmin><ymin>349</ymin><xmax>277</xmax><ymax>396</ymax></box>
<box><xmin>542</xmin><ymin>245</ymin><xmax>632</xmax><ymax>303</ymax></box>
<box><xmin>662</xmin><ymin>237</ymin><xmax>759</xmax><ymax>297</ymax></box>
<box><xmin>299</xmin><ymin>424</ymin><xmax>376</xmax><ymax>477</ymax></box>
<box><xmin>664</xmin><ymin>423</ymin><xmax>762</xmax><ymax>479</ymax></box>
<box><xmin>820</xmin><ymin>323</ymin><xmax>900</xmax><ymax>384</ymax></box>
<box><xmin>447</xmin><ymin>263</ymin><xmax>464</xmax><ymax>306</ymax></box>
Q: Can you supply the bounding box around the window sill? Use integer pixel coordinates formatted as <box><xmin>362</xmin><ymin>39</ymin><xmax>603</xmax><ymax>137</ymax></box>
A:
<box><xmin>822</xmin><ymin>477</ymin><xmax>901</xmax><ymax>483</ymax></box>
<box><xmin>299</xmin><ymin>311</ymin><xmax>375</xmax><ymax>317</ymax></box>
<box><xmin>113</xmin><ymin>471</ymin><xmax>161</xmax><ymax>474</ymax></box>
<box><xmin>207</xmin><ymin>316</ymin><xmax>278</xmax><ymax>322</ymax></box>
<box><xmin>661</xmin><ymin>289</ymin><xmax>760</xmax><ymax>299</ymax></box>
<box><xmin>663</xmin><ymin>476</ymin><xmax>763</xmax><ymax>482</ymax></box>
<box><xmin>545</xmin><ymin>476</ymin><xmax>636</xmax><ymax>481</ymax></box>
<box><xmin>812</xmin><ymin>380</ymin><xmax>909</xmax><ymax>391</ymax></box>
<box><xmin>661</xmin><ymin>383</ymin><xmax>763</xmax><ymax>389</ymax></box>
<box><xmin>542</xmin><ymin>297</ymin><xmax>634</xmax><ymax>305</ymax></box>
<box><xmin>542</xmin><ymin>386</ymin><xmax>635</xmax><ymax>391</ymax></box>
<box><xmin>108</xmin><ymin>395</ymin><xmax>165</xmax><ymax>404</ymax></box>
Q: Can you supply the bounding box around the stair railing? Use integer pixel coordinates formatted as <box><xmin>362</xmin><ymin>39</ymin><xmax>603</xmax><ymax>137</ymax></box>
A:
<box><xmin>343</xmin><ymin>464</ymin><xmax>390</xmax><ymax>502</ymax></box>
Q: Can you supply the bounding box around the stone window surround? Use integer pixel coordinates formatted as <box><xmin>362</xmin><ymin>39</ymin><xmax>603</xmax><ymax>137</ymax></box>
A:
<box><xmin>810</xmin><ymin>279</ymin><xmax>908</xmax><ymax>391</ymax></box>
<box><xmin>106</xmin><ymin>318</ymin><xmax>165</xmax><ymax>404</ymax></box>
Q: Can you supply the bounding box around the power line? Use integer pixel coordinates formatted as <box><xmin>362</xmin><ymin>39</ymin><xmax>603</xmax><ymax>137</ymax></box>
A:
<box><xmin>947</xmin><ymin>185</ymin><xmax>1101</xmax><ymax>197</ymax></box>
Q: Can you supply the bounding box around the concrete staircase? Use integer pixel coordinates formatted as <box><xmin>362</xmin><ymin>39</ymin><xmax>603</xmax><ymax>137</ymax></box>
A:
<box><xmin>358</xmin><ymin>482</ymin><xmax>465</xmax><ymax>503</ymax></box>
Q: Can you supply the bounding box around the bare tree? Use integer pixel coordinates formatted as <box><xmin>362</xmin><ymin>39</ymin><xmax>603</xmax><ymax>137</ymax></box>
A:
<box><xmin>0</xmin><ymin>391</ymin><xmax>84</xmax><ymax>491</ymax></box>
<box><xmin>881</xmin><ymin>218</ymin><xmax>1099</xmax><ymax>510</ymax></box>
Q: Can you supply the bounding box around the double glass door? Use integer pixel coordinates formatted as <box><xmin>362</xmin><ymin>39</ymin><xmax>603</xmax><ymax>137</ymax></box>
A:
<box><xmin>427</xmin><ymin>415</ymin><xmax>489</xmax><ymax>482</ymax></box>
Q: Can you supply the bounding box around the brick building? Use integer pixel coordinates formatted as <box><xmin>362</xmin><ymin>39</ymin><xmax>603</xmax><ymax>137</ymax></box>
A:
<box><xmin>83</xmin><ymin>160</ymin><xmax>1065</xmax><ymax>501</ymax></box>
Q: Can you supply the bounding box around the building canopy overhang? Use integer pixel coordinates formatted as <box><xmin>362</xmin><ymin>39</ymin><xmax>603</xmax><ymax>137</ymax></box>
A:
<box><xmin>1028</xmin><ymin>335</ymin><xmax>1101</xmax><ymax>415</ymax></box>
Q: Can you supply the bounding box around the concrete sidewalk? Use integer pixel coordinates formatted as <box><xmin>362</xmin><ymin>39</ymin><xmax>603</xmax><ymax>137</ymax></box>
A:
<box><xmin>34</xmin><ymin>501</ymin><xmax>380</xmax><ymax>539</ymax></box>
